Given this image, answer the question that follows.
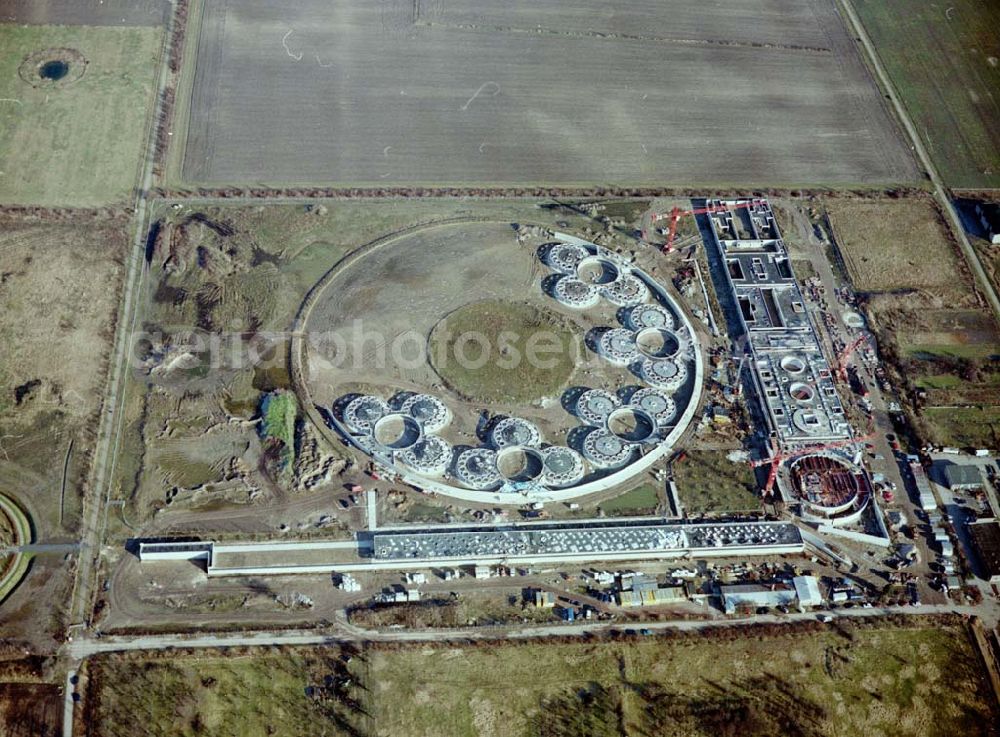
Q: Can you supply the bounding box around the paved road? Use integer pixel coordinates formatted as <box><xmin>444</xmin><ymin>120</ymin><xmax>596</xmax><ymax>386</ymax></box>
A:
<box><xmin>839</xmin><ymin>0</ymin><xmax>1000</xmax><ymax>323</ymax></box>
<box><xmin>63</xmin><ymin>669</ymin><xmax>76</xmax><ymax>737</ymax></box>
<box><xmin>0</xmin><ymin>543</ymin><xmax>80</xmax><ymax>555</ymax></box>
<box><xmin>68</xmin><ymin>603</ymin><xmax>994</xmax><ymax>660</ymax></box>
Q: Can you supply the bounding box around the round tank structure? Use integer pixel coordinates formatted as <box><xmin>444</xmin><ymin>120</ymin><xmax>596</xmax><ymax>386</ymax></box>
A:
<box><xmin>575</xmin><ymin>388</ymin><xmax>620</xmax><ymax>426</ymax></box>
<box><xmin>582</xmin><ymin>428</ymin><xmax>635</xmax><ymax>468</ymax></box>
<box><xmin>635</xmin><ymin>327</ymin><xmax>681</xmax><ymax>360</ymax></box>
<box><xmin>455</xmin><ymin>447</ymin><xmax>502</xmax><ymax>489</ymax></box>
<box><xmin>490</xmin><ymin>417</ymin><xmax>542</xmax><ymax>449</ymax></box>
<box><xmin>496</xmin><ymin>446</ymin><xmax>546</xmax><ymax>483</ymax></box>
<box><xmin>546</xmin><ymin>242</ymin><xmax>590</xmax><ymax>274</ymax></box>
<box><xmin>401</xmin><ymin>393</ymin><xmax>451</xmax><ymax>433</ymax></box>
<box><xmin>607</xmin><ymin>407</ymin><xmax>657</xmax><ymax>443</ymax></box>
<box><xmin>789</xmin><ymin>453</ymin><xmax>865</xmax><ymax>520</ymax></box>
<box><xmin>601</xmin><ymin>273</ymin><xmax>648</xmax><ymax>306</ymax></box>
<box><xmin>343</xmin><ymin>395</ymin><xmax>390</xmax><ymax>434</ymax></box>
<box><xmin>372</xmin><ymin>414</ymin><xmax>422</xmax><ymax>451</ymax></box>
<box><xmin>628</xmin><ymin>387</ymin><xmax>676</xmax><ymax>425</ymax></box>
<box><xmin>627</xmin><ymin>303</ymin><xmax>675</xmax><ymax>331</ymax></box>
<box><xmin>553</xmin><ymin>275</ymin><xmax>601</xmax><ymax>309</ymax></box>
<box><xmin>779</xmin><ymin>355</ymin><xmax>807</xmax><ymax>376</ymax></box>
<box><xmin>540</xmin><ymin>445</ymin><xmax>586</xmax><ymax>487</ymax></box>
<box><xmin>792</xmin><ymin>408</ymin><xmax>830</xmax><ymax>436</ymax></box>
<box><xmin>641</xmin><ymin>358</ymin><xmax>687</xmax><ymax>391</ymax></box>
<box><xmin>599</xmin><ymin>328</ymin><xmax>640</xmax><ymax>365</ymax></box>
<box><xmin>575</xmin><ymin>256</ymin><xmax>620</xmax><ymax>285</ymax></box>
<box><xmin>398</xmin><ymin>435</ymin><xmax>453</xmax><ymax>475</ymax></box>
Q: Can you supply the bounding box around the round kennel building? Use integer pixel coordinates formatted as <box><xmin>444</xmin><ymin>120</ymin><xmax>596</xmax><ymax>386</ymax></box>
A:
<box><xmin>582</xmin><ymin>428</ymin><xmax>636</xmax><ymax>468</ymax></box>
<box><xmin>540</xmin><ymin>445</ymin><xmax>586</xmax><ymax>487</ymax></box>
<box><xmin>599</xmin><ymin>328</ymin><xmax>640</xmax><ymax>365</ymax></box>
<box><xmin>490</xmin><ymin>417</ymin><xmax>543</xmax><ymax>449</ymax></box>
<box><xmin>627</xmin><ymin>387</ymin><xmax>676</xmax><ymax>426</ymax></box>
<box><xmin>342</xmin><ymin>395</ymin><xmax>390</xmax><ymax>434</ymax></box>
<box><xmin>398</xmin><ymin>435</ymin><xmax>453</xmax><ymax>475</ymax></box>
<box><xmin>401</xmin><ymin>393</ymin><xmax>451</xmax><ymax>433</ymax></box>
<box><xmin>640</xmin><ymin>358</ymin><xmax>688</xmax><ymax>391</ymax></box>
<box><xmin>454</xmin><ymin>447</ymin><xmax>503</xmax><ymax>489</ymax></box>
<box><xmin>601</xmin><ymin>273</ymin><xmax>649</xmax><ymax>307</ymax></box>
<box><xmin>553</xmin><ymin>276</ymin><xmax>601</xmax><ymax>309</ymax></box>
<box><xmin>546</xmin><ymin>242</ymin><xmax>590</xmax><ymax>274</ymax></box>
<box><xmin>627</xmin><ymin>303</ymin><xmax>675</xmax><ymax>331</ymax></box>
<box><xmin>575</xmin><ymin>388</ymin><xmax>620</xmax><ymax>426</ymax></box>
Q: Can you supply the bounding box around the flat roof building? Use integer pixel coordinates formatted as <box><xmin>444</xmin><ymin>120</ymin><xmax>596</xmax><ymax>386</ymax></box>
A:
<box><xmin>968</xmin><ymin>519</ymin><xmax>1000</xmax><ymax>584</ymax></box>
<box><xmin>705</xmin><ymin>199</ymin><xmax>851</xmax><ymax>449</ymax></box>
<box><xmin>911</xmin><ymin>463</ymin><xmax>938</xmax><ymax>511</ymax></box>
<box><xmin>792</xmin><ymin>575</ymin><xmax>823</xmax><ymax>608</ymax></box>
<box><xmin>719</xmin><ymin>582</ymin><xmax>797</xmax><ymax>614</ymax></box>
<box><xmin>942</xmin><ymin>464</ymin><xmax>983</xmax><ymax>490</ymax></box>
<box><xmin>533</xmin><ymin>590</ymin><xmax>556</xmax><ymax>608</ymax></box>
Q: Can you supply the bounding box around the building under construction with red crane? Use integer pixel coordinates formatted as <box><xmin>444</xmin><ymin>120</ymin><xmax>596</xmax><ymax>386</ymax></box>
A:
<box><xmin>704</xmin><ymin>199</ymin><xmax>879</xmax><ymax>532</ymax></box>
<box><xmin>704</xmin><ymin>199</ymin><xmax>852</xmax><ymax>449</ymax></box>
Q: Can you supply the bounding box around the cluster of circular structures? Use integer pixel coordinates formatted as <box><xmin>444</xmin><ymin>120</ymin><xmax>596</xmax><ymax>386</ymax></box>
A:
<box><xmin>344</xmin><ymin>394</ymin><xmax>454</xmax><ymax>475</ymax></box>
<box><xmin>574</xmin><ymin>388</ymin><xmax>676</xmax><ymax>468</ymax></box>
<box><xmin>545</xmin><ymin>243</ymin><xmax>692</xmax><ymax>392</ymax></box>
<box><xmin>788</xmin><ymin>453</ymin><xmax>869</xmax><ymax>526</ymax></box>
<box><xmin>330</xmin><ymin>235</ymin><xmax>701</xmax><ymax>501</ymax></box>
<box><xmin>548</xmin><ymin>244</ymin><xmax>650</xmax><ymax>309</ymax></box>
<box><xmin>343</xmin><ymin>395</ymin><xmax>588</xmax><ymax>491</ymax></box>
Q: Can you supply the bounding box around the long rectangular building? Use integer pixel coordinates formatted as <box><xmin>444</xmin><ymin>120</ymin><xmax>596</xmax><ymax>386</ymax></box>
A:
<box><xmin>705</xmin><ymin>198</ymin><xmax>851</xmax><ymax>448</ymax></box>
<box><xmin>369</xmin><ymin>519</ymin><xmax>804</xmax><ymax>564</ymax></box>
<box><xmin>138</xmin><ymin>519</ymin><xmax>805</xmax><ymax>576</ymax></box>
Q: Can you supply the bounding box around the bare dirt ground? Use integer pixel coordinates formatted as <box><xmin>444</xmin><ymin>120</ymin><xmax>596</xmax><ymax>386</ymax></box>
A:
<box><xmin>300</xmin><ymin>219</ymin><xmax>697</xmax><ymax>481</ymax></box>
<box><xmin>113</xmin><ymin>198</ymin><xmax>702</xmax><ymax>541</ymax></box>
<box><xmin>0</xmin><ymin>214</ymin><xmax>128</xmax><ymax>652</ymax></box>
<box><xmin>181</xmin><ymin>0</ymin><xmax>917</xmax><ymax>187</ymax></box>
<box><xmin>828</xmin><ymin>197</ymin><xmax>977</xmax><ymax>300</ymax></box>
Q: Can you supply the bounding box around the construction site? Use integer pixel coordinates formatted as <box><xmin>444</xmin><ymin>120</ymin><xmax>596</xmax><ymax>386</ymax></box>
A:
<box><xmin>2</xmin><ymin>1</ymin><xmax>1000</xmax><ymax>733</ymax></box>
<box><xmin>309</xmin><ymin>230</ymin><xmax>703</xmax><ymax>504</ymax></box>
<box><xmin>703</xmin><ymin>199</ymin><xmax>887</xmax><ymax>545</ymax></box>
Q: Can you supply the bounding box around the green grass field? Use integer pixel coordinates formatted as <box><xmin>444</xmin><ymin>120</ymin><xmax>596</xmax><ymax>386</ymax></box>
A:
<box><xmin>922</xmin><ymin>406</ymin><xmax>1000</xmax><ymax>448</ymax></box>
<box><xmin>854</xmin><ymin>0</ymin><xmax>1000</xmax><ymax>188</ymax></box>
<box><xmin>87</xmin><ymin>652</ymin><xmax>361</xmax><ymax>737</ymax></box>
<box><xmin>599</xmin><ymin>484</ymin><xmax>660</xmax><ymax>515</ymax></box>
<box><xmin>261</xmin><ymin>390</ymin><xmax>297</xmax><ymax>470</ymax></box>
<box><xmin>368</xmin><ymin>623</ymin><xmax>995</xmax><ymax>737</ymax></box>
<box><xmin>0</xmin><ymin>24</ymin><xmax>161</xmax><ymax>205</ymax></box>
<box><xmin>84</xmin><ymin>622</ymin><xmax>999</xmax><ymax>737</ymax></box>
<box><xmin>428</xmin><ymin>300</ymin><xmax>580</xmax><ymax>404</ymax></box>
<box><xmin>674</xmin><ymin>450</ymin><xmax>759</xmax><ymax>514</ymax></box>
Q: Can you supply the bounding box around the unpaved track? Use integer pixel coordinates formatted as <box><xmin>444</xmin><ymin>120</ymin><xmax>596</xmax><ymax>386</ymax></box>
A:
<box><xmin>838</xmin><ymin>0</ymin><xmax>1000</xmax><ymax>324</ymax></box>
<box><xmin>69</xmin><ymin>603</ymin><xmax>996</xmax><ymax>659</ymax></box>
<box><xmin>67</xmin><ymin>0</ymin><xmax>178</xmax><ymax>630</ymax></box>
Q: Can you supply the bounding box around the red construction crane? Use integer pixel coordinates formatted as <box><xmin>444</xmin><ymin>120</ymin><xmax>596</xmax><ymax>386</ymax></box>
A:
<box><xmin>834</xmin><ymin>333</ymin><xmax>868</xmax><ymax>383</ymax></box>
<box><xmin>750</xmin><ymin>433</ymin><xmax>874</xmax><ymax>497</ymax></box>
<box><xmin>644</xmin><ymin>199</ymin><xmax>763</xmax><ymax>253</ymax></box>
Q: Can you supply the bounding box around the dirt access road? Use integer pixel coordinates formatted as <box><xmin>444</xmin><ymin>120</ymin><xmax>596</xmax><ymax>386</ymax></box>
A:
<box><xmin>839</xmin><ymin>0</ymin><xmax>1000</xmax><ymax>324</ymax></box>
<box><xmin>68</xmin><ymin>603</ymin><xmax>998</xmax><ymax>660</ymax></box>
